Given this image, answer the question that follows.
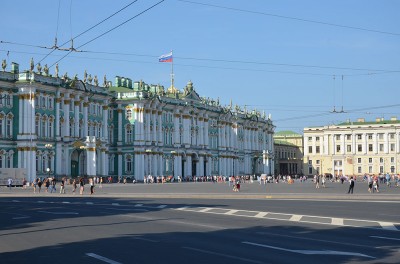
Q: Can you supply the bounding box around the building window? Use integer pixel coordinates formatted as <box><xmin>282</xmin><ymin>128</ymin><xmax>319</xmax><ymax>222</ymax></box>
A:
<box><xmin>336</xmin><ymin>135</ymin><xmax>340</xmax><ymax>140</ymax></box>
<box><xmin>358</xmin><ymin>167</ymin><xmax>362</xmax><ymax>173</ymax></box>
<box><xmin>126</xmin><ymin>156</ymin><xmax>132</xmax><ymax>173</ymax></box>
<box><xmin>347</xmin><ymin>145</ymin><xmax>351</xmax><ymax>152</ymax></box>
<box><xmin>316</xmin><ymin>136</ymin><xmax>320</xmax><ymax>141</ymax></box>
<box><xmin>390</xmin><ymin>133</ymin><xmax>395</xmax><ymax>139</ymax></box>
<box><xmin>316</xmin><ymin>146</ymin><xmax>320</xmax><ymax>154</ymax></box>
<box><xmin>391</xmin><ymin>166</ymin><xmax>395</xmax><ymax>173</ymax></box>
<box><xmin>336</xmin><ymin>145</ymin><xmax>341</xmax><ymax>152</ymax></box>
<box><xmin>378</xmin><ymin>133</ymin><xmax>384</xmax><ymax>140</ymax></box>
<box><xmin>379</xmin><ymin>144</ymin><xmax>384</xmax><ymax>152</ymax></box>
<box><xmin>358</xmin><ymin>158</ymin><xmax>361</xmax><ymax>163</ymax></box>
<box><xmin>369</xmin><ymin>166</ymin><xmax>372</xmax><ymax>173</ymax></box>
<box><xmin>380</xmin><ymin>157</ymin><xmax>384</xmax><ymax>163</ymax></box>
<box><xmin>380</xmin><ymin>166</ymin><xmax>384</xmax><ymax>173</ymax></box>
<box><xmin>391</xmin><ymin>157</ymin><xmax>395</xmax><ymax>163</ymax></box>
<box><xmin>316</xmin><ymin>160</ymin><xmax>320</xmax><ymax>164</ymax></box>
<box><xmin>358</xmin><ymin>144</ymin><xmax>362</xmax><ymax>152</ymax></box>
<box><xmin>308</xmin><ymin>146</ymin><xmax>312</xmax><ymax>154</ymax></box>
<box><xmin>357</xmin><ymin>134</ymin><xmax>362</xmax><ymax>140</ymax></box>
<box><xmin>390</xmin><ymin>144</ymin><xmax>395</xmax><ymax>152</ymax></box>
<box><xmin>369</xmin><ymin>144</ymin><xmax>373</xmax><ymax>152</ymax></box>
<box><xmin>308</xmin><ymin>137</ymin><xmax>312</xmax><ymax>141</ymax></box>
<box><xmin>369</xmin><ymin>158</ymin><xmax>372</xmax><ymax>163</ymax></box>
<box><xmin>308</xmin><ymin>167</ymin><xmax>313</xmax><ymax>174</ymax></box>
<box><xmin>308</xmin><ymin>160</ymin><xmax>312</xmax><ymax>165</ymax></box>
<box><xmin>346</xmin><ymin>134</ymin><xmax>351</xmax><ymax>140</ymax></box>
<box><xmin>368</xmin><ymin>134</ymin><xmax>372</xmax><ymax>140</ymax></box>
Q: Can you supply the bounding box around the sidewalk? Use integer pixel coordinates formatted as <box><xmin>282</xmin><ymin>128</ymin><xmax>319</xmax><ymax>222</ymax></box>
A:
<box><xmin>0</xmin><ymin>181</ymin><xmax>399</xmax><ymax>201</ymax></box>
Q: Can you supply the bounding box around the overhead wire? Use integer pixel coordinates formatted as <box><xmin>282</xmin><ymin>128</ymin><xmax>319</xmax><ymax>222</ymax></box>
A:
<box><xmin>37</xmin><ymin>0</ymin><xmax>140</xmax><ymax>65</ymax></box>
<box><xmin>48</xmin><ymin>0</ymin><xmax>166</xmax><ymax>68</ymax></box>
<box><xmin>177</xmin><ymin>0</ymin><xmax>400</xmax><ymax>37</ymax></box>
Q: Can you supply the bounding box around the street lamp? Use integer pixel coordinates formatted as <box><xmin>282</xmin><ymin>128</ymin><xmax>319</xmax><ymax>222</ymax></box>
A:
<box><xmin>46</xmin><ymin>167</ymin><xmax>51</xmax><ymax>178</ymax></box>
<box><xmin>45</xmin><ymin>143</ymin><xmax>53</xmax><ymax>175</ymax></box>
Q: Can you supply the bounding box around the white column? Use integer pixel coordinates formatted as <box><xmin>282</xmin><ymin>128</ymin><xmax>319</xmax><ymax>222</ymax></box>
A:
<box><xmin>186</xmin><ymin>155</ymin><xmax>192</xmax><ymax>177</ymax></box>
<box><xmin>204</xmin><ymin>116</ymin><xmax>209</xmax><ymax>148</ymax></box>
<box><xmin>363</xmin><ymin>133</ymin><xmax>367</xmax><ymax>154</ymax></box>
<box><xmin>55</xmin><ymin>143</ymin><xmax>62</xmax><ymax>175</ymax></box>
<box><xmin>85</xmin><ymin>136</ymin><xmax>96</xmax><ymax>176</ymax></box>
<box><xmin>152</xmin><ymin>154</ymin><xmax>157</xmax><ymax>176</ymax></box>
<box><xmin>199</xmin><ymin>156</ymin><xmax>204</xmax><ymax>176</ymax></box>
<box><xmin>117</xmin><ymin>109</ymin><xmax>123</xmax><ymax>142</ymax></box>
<box><xmin>118</xmin><ymin>153</ymin><xmax>122</xmax><ymax>178</ymax></box>
<box><xmin>174</xmin><ymin>112</ymin><xmax>180</xmax><ymax>145</ymax></box>
<box><xmin>384</xmin><ymin>132</ymin><xmax>389</xmax><ymax>153</ymax></box>
<box><xmin>63</xmin><ymin>96</ymin><xmax>70</xmax><ymax>138</ymax></box>
<box><xmin>373</xmin><ymin>133</ymin><xmax>378</xmax><ymax>154</ymax></box>
<box><xmin>158</xmin><ymin>110</ymin><xmax>163</xmax><ymax>145</ymax></box>
<box><xmin>152</xmin><ymin>110</ymin><xmax>157</xmax><ymax>143</ymax></box>
<box><xmin>341</xmin><ymin>133</ymin><xmax>345</xmax><ymax>154</ymax></box>
<box><xmin>74</xmin><ymin>101</ymin><xmax>79</xmax><ymax>138</ymax></box>
<box><xmin>83</xmin><ymin>101</ymin><xmax>88</xmax><ymax>137</ymax></box>
<box><xmin>103</xmin><ymin>105</ymin><xmax>108</xmax><ymax>141</ymax></box>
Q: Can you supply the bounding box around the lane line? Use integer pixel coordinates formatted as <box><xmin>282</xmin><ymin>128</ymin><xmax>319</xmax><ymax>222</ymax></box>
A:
<box><xmin>62</xmin><ymin>202</ymin><xmax>70</xmax><ymax>204</ymax></box>
<box><xmin>11</xmin><ymin>200</ymin><xmax>20</xmax><ymax>202</ymax></box>
<box><xmin>175</xmin><ymin>206</ymin><xmax>189</xmax><ymax>210</ymax></box>
<box><xmin>131</xmin><ymin>237</ymin><xmax>159</xmax><ymax>243</ymax></box>
<box><xmin>225</xmin><ymin>210</ymin><xmax>239</xmax><ymax>215</ymax></box>
<box><xmin>86</xmin><ymin>253</ymin><xmax>122</xmax><ymax>264</ymax></box>
<box><xmin>134</xmin><ymin>204</ymin><xmax>144</xmax><ymax>207</ymax></box>
<box><xmin>290</xmin><ymin>215</ymin><xmax>302</xmax><ymax>221</ymax></box>
<box><xmin>256</xmin><ymin>232</ymin><xmax>374</xmax><ymax>248</ymax></box>
<box><xmin>331</xmin><ymin>218</ymin><xmax>344</xmax><ymax>226</ymax></box>
<box><xmin>38</xmin><ymin>211</ymin><xmax>79</xmax><ymax>215</ymax></box>
<box><xmin>156</xmin><ymin>205</ymin><xmax>167</xmax><ymax>209</ymax></box>
<box><xmin>183</xmin><ymin>246</ymin><xmax>265</xmax><ymax>264</ymax></box>
<box><xmin>105</xmin><ymin>207</ymin><xmax>149</xmax><ymax>212</ymax></box>
<box><xmin>86</xmin><ymin>202</ymin><xmax>93</xmax><ymax>205</ymax></box>
<box><xmin>198</xmin><ymin>208</ymin><xmax>212</xmax><ymax>213</ymax></box>
<box><xmin>242</xmin><ymin>241</ymin><xmax>375</xmax><ymax>259</ymax></box>
<box><xmin>254</xmin><ymin>212</ymin><xmax>268</xmax><ymax>218</ymax></box>
<box><xmin>112</xmin><ymin>203</ymin><xmax>120</xmax><ymax>206</ymax></box>
<box><xmin>370</xmin><ymin>236</ymin><xmax>400</xmax><ymax>241</ymax></box>
<box><xmin>378</xmin><ymin>222</ymin><xmax>398</xmax><ymax>231</ymax></box>
<box><xmin>12</xmin><ymin>216</ymin><xmax>31</xmax><ymax>220</ymax></box>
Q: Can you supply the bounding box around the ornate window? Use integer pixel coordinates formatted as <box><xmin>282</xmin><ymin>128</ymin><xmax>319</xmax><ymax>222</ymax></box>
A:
<box><xmin>125</xmin><ymin>155</ymin><xmax>132</xmax><ymax>173</ymax></box>
<box><xmin>6</xmin><ymin>113</ymin><xmax>13</xmax><ymax>138</ymax></box>
<box><xmin>126</xmin><ymin>125</ymin><xmax>132</xmax><ymax>143</ymax></box>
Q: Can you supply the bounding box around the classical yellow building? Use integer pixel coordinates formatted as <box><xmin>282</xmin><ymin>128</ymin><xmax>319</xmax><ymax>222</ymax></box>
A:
<box><xmin>303</xmin><ymin>118</ymin><xmax>400</xmax><ymax>176</ymax></box>
<box><xmin>273</xmin><ymin>131</ymin><xmax>303</xmax><ymax>175</ymax></box>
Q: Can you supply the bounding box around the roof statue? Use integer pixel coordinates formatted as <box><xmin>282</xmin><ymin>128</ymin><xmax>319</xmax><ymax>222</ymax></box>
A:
<box><xmin>88</xmin><ymin>74</ymin><xmax>93</xmax><ymax>84</ymax></box>
<box><xmin>43</xmin><ymin>64</ymin><xmax>49</xmax><ymax>75</ymax></box>
<box><xmin>217</xmin><ymin>97</ymin><xmax>220</xmax><ymax>106</ymax></box>
<box><xmin>37</xmin><ymin>63</ymin><xmax>42</xmax><ymax>74</ymax></box>
<box><xmin>83</xmin><ymin>70</ymin><xmax>87</xmax><ymax>83</ymax></box>
<box><xmin>103</xmin><ymin>75</ymin><xmax>108</xmax><ymax>87</ymax></box>
<box><xmin>94</xmin><ymin>75</ymin><xmax>99</xmax><ymax>86</ymax></box>
<box><xmin>30</xmin><ymin>58</ymin><xmax>34</xmax><ymax>73</ymax></box>
<box><xmin>1</xmin><ymin>59</ymin><xmax>6</xmax><ymax>71</ymax></box>
<box><xmin>235</xmin><ymin>104</ymin><xmax>240</xmax><ymax>112</ymax></box>
<box><xmin>55</xmin><ymin>63</ymin><xmax>59</xmax><ymax>77</ymax></box>
<box><xmin>62</xmin><ymin>72</ymin><xmax>68</xmax><ymax>81</ymax></box>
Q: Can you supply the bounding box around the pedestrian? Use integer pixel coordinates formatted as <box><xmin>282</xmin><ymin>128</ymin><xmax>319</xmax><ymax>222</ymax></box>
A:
<box><xmin>89</xmin><ymin>178</ymin><xmax>94</xmax><ymax>195</ymax></box>
<box><xmin>315</xmin><ymin>175</ymin><xmax>320</xmax><ymax>189</ymax></box>
<box><xmin>72</xmin><ymin>179</ymin><xmax>77</xmax><ymax>194</ymax></box>
<box><xmin>373</xmin><ymin>177</ymin><xmax>379</xmax><ymax>193</ymax></box>
<box><xmin>22</xmin><ymin>178</ymin><xmax>27</xmax><ymax>189</ymax></box>
<box><xmin>33</xmin><ymin>178</ymin><xmax>37</xmax><ymax>193</ymax></box>
<box><xmin>60</xmin><ymin>178</ymin><xmax>66</xmax><ymax>194</ymax></box>
<box><xmin>50</xmin><ymin>177</ymin><xmax>56</xmax><ymax>193</ymax></box>
<box><xmin>99</xmin><ymin>177</ymin><xmax>103</xmax><ymax>189</ymax></box>
<box><xmin>367</xmin><ymin>174</ymin><xmax>373</xmax><ymax>192</ymax></box>
<box><xmin>321</xmin><ymin>175</ymin><xmax>326</xmax><ymax>188</ymax></box>
<box><xmin>347</xmin><ymin>177</ymin><xmax>355</xmax><ymax>194</ymax></box>
<box><xmin>79</xmin><ymin>178</ymin><xmax>85</xmax><ymax>195</ymax></box>
<box><xmin>37</xmin><ymin>179</ymin><xmax>42</xmax><ymax>193</ymax></box>
<box><xmin>7</xmin><ymin>178</ymin><xmax>13</xmax><ymax>190</ymax></box>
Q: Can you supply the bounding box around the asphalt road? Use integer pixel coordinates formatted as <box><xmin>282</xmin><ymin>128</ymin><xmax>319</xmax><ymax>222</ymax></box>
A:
<box><xmin>0</xmin><ymin>182</ymin><xmax>399</xmax><ymax>263</ymax></box>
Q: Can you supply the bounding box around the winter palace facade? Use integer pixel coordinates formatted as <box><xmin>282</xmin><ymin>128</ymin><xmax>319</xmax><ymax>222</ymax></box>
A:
<box><xmin>0</xmin><ymin>60</ymin><xmax>275</xmax><ymax>182</ymax></box>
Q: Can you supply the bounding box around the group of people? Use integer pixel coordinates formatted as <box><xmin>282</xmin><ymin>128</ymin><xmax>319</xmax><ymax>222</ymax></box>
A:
<box><xmin>29</xmin><ymin>176</ymin><xmax>95</xmax><ymax>195</ymax></box>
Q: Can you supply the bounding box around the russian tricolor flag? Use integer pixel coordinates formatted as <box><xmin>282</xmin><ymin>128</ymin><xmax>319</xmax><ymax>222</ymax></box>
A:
<box><xmin>159</xmin><ymin>51</ymin><xmax>173</xmax><ymax>63</ymax></box>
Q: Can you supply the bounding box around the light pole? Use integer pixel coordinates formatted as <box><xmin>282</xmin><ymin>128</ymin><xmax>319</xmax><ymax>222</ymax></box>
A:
<box><xmin>45</xmin><ymin>143</ymin><xmax>53</xmax><ymax>177</ymax></box>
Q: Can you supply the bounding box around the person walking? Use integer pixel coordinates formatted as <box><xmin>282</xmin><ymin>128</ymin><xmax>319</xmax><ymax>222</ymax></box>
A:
<box><xmin>60</xmin><ymin>178</ymin><xmax>66</xmax><ymax>194</ymax></box>
<box><xmin>315</xmin><ymin>175</ymin><xmax>320</xmax><ymax>189</ymax></box>
<box><xmin>79</xmin><ymin>178</ymin><xmax>85</xmax><ymax>195</ymax></box>
<box><xmin>50</xmin><ymin>177</ymin><xmax>56</xmax><ymax>193</ymax></box>
<box><xmin>89</xmin><ymin>178</ymin><xmax>95</xmax><ymax>195</ymax></box>
<box><xmin>7</xmin><ymin>178</ymin><xmax>13</xmax><ymax>190</ymax></box>
<box><xmin>321</xmin><ymin>175</ymin><xmax>326</xmax><ymax>188</ymax></box>
<box><xmin>72</xmin><ymin>179</ymin><xmax>77</xmax><ymax>194</ymax></box>
<box><xmin>33</xmin><ymin>178</ymin><xmax>37</xmax><ymax>194</ymax></box>
<box><xmin>37</xmin><ymin>179</ymin><xmax>42</xmax><ymax>193</ymax></box>
<box><xmin>347</xmin><ymin>177</ymin><xmax>355</xmax><ymax>194</ymax></box>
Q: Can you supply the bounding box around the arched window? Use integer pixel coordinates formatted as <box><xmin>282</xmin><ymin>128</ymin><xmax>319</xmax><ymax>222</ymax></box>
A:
<box><xmin>126</xmin><ymin>109</ymin><xmax>132</xmax><ymax>120</ymax></box>
<box><xmin>126</xmin><ymin>125</ymin><xmax>132</xmax><ymax>143</ymax></box>
<box><xmin>125</xmin><ymin>155</ymin><xmax>132</xmax><ymax>173</ymax></box>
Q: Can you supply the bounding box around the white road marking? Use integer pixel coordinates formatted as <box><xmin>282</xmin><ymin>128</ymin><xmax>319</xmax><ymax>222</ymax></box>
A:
<box><xmin>86</xmin><ymin>202</ymin><xmax>93</xmax><ymax>205</ymax></box>
<box><xmin>86</xmin><ymin>253</ymin><xmax>122</xmax><ymax>264</ymax></box>
<box><xmin>11</xmin><ymin>200</ymin><xmax>20</xmax><ymax>202</ymax></box>
<box><xmin>131</xmin><ymin>237</ymin><xmax>159</xmax><ymax>243</ymax></box>
<box><xmin>37</xmin><ymin>201</ymin><xmax>45</xmax><ymax>203</ymax></box>
<box><xmin>331</xmin><ymin>218</ymin><xmax>344</xmax><ymax>226</ymax></box>
<box><xmin>290</xmin><ymin>215</ymin><xmax>302</xmax><ymax>221</ymax></box>
<box><xmin>183</xmin><ymin>247</ymin><xmax>265</xmax><ymax>264</ymax></box>
<box><xmin>370</xmin><ymin>236</ymin><xmax>400</xmax><ymax>241</ymax></box>
<box><xmin>156</xmin><ymin>204</ymin><xmax>167</xmax><ymax>208</ymax></box>
<box><xmin>112</xmin><ymin>203</ymin><xmax>120</xmax><ymax>206</ymax></box>
<box><xmin>378</xmin><ymin>222</ymin><xmax>398</xmax><ymax>231</ymax></box>
<box><xmin>134</xmin><ymin>203</ymin><xmax>143</xmax><ymax>207</ymax></box>
<box><xmin>254</xmin><ymin>212</ymin><xmax>268</xmax><ymax>218</ymax></box>
<box><xmin>38</xmin><ymin>211</ymin><xmax>79</xmax><ymax>215</ymax></box>
<box><xmin>242</xmin><ymin>241</ymin><xmax>375</xmax><ymax>259</ymax></box>
<box><xmin>175</xmin><ymin>206</ymin><xmax>189</xmax><ymax>210</ymax></box>
<box><xmin>105</xmin><ymin>207</ymin><xmax>149</xmax><ymax>212</ymax></box>
<box><xmin>176</xmin><ymin>206</ymin><xmax>399</xmax><ymax>231</ymax></box>
<box><xmin>225</xmin><ymin>210</ymin><xmax>239</xmax><ymax>215</ymax></box>
<box><xmin>62</xmin><ymin>201</ymin><xmax>70</xmax><ymax>204</ymax></box>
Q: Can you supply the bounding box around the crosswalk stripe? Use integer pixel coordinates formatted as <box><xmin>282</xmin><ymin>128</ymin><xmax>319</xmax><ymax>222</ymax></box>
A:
<box><xmin>290</xmin><ymin>215</ymin><xmax>302</xmax><ymax>221</ymax></box>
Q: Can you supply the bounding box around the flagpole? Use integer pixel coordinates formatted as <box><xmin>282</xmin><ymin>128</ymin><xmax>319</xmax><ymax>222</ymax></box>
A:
<box><xmin>171</xmin><ymin>50</ymin><xmax>174</xmax><ymax>91</ymax></box>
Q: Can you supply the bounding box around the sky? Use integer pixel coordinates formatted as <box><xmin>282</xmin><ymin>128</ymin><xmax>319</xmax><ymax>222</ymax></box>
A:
<box><xmin>1</xmin><ymin>0</ymin><xmax>399</xmax><ymax>134</ymax></box>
